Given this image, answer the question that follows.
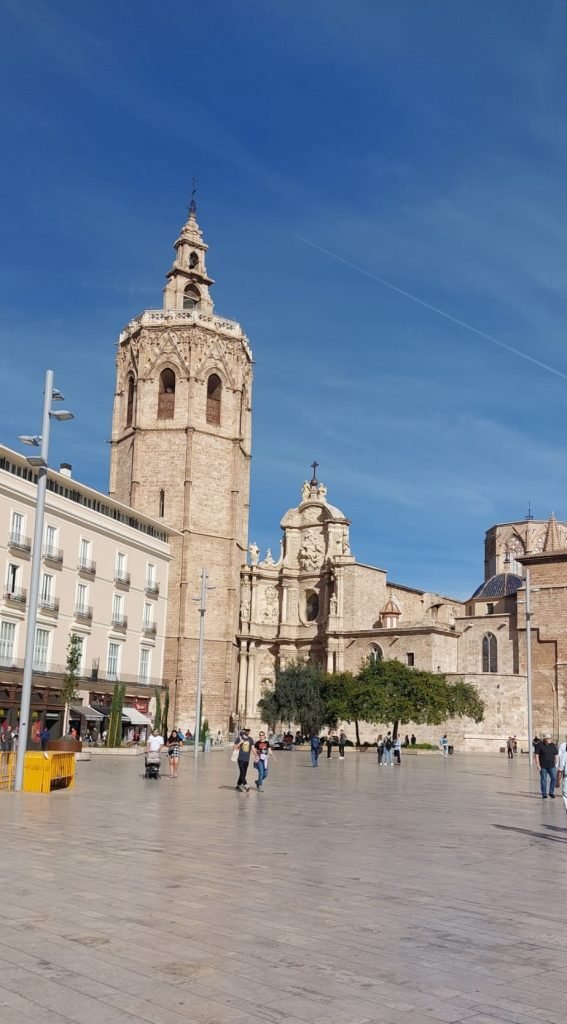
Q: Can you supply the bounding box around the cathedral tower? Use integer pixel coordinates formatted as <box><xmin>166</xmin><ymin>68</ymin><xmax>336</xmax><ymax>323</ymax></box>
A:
<box><xmin>109</xmin><ymin>201</ymin><xmax>253</xmax><ymax>730</ymax></box>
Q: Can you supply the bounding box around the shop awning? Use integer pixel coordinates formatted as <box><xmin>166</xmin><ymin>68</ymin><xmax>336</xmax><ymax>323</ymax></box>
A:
<box><xmin>70</xmin><ymin>704</ymin><xmax>104</xmax><ymax>721</ymax></box>
<box><xmin>122</xmin><ymin>708</ymin><xmax>152</xmax><ymax>727</ymax></box>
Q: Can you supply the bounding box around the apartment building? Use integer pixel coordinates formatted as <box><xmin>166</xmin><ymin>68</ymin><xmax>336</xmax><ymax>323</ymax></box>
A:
<box><xmin>0</xmin><ymin>445</ymin><xmax>175</xmax><ymax>736</ymax></box>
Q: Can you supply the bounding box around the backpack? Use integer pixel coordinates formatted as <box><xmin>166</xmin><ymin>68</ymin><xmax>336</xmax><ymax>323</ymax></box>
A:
<box><xmin>385</xmin><ymin>737</ymin><xmax>392</xmax><ymax>751</ymax></box>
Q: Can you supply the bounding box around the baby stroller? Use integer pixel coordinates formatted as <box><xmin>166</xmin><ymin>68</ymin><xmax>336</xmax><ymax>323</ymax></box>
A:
<box><xmin>144</xmin><ymin>752</ymin><xmax>161</xmax><ymax>780</ymax></box>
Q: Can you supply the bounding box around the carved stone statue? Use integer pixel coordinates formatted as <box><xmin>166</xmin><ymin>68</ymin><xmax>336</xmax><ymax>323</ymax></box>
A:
<box><xmin>317</xmin><ymin>482</ymin><xmax>327</xmax><ymax>501</ymax></box>
<box><xmin>341</xmin><ymin>533</ymin><xmax>351</xmax><ymax>555</ymax></box>
<box><xmin>264</xmin><ymin>547</ymin><xmax>275</xmax><ymax>566</ymax></box>
<box><xmin>329</xmin><ymin>592</ymin><xmax>338</xmax><ymax>616</ymax></box>
<box><xmin>261</xmin><ymin>585</ymin><xmax>278</xmax><ymax>624</ymax></box>
<box><xmin>249</xmin><ymin>541</ymin><xmax>260</xmax><ymax>566</ymax></box>
<box><xmin>240</xmin><ymin>587</ymin><xmax>251</xmax><ymax>623</ymax></box>
<box><xmin>301</xmin><ymin>480</ymin><xmax>310</xmax><ymax>502</ymax></box>
<box><xmin>298</xmin><ymin>529</ymin><xmax>324</xmax><ymax>571</ymax></box>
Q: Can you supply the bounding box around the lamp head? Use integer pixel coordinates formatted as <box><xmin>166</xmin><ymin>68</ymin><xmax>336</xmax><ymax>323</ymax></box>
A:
<box><xmin>18</xmin><ymin>435</ymin><xmax>41</xmax><ymax>447</ymax></box>
<box><xmin>51</xmin><ymin>388</ymin><xmax>64</xmax><ymax>402</ymax></box>
<box><xmin>50</xmin><ymin>410</ymin><xmax>74</xmax><ymax>422</ymax></box>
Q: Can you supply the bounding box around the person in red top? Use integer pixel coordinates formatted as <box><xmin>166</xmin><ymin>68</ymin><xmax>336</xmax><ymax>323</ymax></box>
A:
<box><xmin>254</xmin><ymin>731</ymin><xmax>275</xmax><ymax>791</ymax></box>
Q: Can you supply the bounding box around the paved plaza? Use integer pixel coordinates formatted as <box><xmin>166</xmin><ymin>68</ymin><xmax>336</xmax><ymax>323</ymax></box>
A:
<box><xmin>1</xmin><ymin>749</ymin><xmax>566</xmax><ymax>1024</ymax></box>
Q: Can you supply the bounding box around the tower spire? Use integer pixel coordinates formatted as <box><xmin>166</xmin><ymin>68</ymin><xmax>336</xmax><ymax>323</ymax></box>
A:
<box><xmin>163</xmin><ymin>196</ymin><xmax>214</xmax><ymax>313</ymax></box>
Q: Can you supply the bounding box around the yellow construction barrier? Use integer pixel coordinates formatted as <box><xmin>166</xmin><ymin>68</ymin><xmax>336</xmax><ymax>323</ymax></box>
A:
<box><xmin>0</xmin><ymin>752</ymin><xmax>75</xmax><ymax>793</ymax></box>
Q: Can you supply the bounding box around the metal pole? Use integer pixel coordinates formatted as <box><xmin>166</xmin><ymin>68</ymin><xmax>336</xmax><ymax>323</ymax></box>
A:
<box><xmin>525</xmin><ymin>566</ymin><xmax>533</xmax><ymax>771</ymax></box>
<box><xmin>194</xmin><ymin>567</ymin><xmax>208</xmax><ymax>760</ymax></box>
<box><xmin>15</xmin><ymin>370</ymin><xmax>53</xmax><ymax>791</ymax></box>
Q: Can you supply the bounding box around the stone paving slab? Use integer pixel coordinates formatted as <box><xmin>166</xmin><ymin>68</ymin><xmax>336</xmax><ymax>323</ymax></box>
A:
<box><xmin>0</xmin><ymin>749</ymin><xmax>565</xmax><ymax>1024</ymax></box>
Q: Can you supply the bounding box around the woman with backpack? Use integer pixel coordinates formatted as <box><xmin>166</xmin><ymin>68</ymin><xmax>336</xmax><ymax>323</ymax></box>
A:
<box><xmin>310</xmin><ymin>733</ymin><xmax>322</xmax><ymax>767</ymax></box>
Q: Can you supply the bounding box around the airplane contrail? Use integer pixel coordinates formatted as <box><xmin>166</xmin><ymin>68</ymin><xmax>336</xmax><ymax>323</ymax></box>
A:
<box><xmin>297</xmin><ymin>235</ymin><xmax>567</xmax><ymax>382</ymax></box>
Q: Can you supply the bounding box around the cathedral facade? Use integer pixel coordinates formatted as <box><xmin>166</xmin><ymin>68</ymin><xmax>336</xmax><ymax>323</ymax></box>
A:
<box><xmin>109</xmin><ymin>203</ymin><xmax>253</xmax><ymax>728</ymax></box>
<box><xmin>238</xmin><ymin>472</ymin><xmax>567</xmax><ymax>751</ymax></box>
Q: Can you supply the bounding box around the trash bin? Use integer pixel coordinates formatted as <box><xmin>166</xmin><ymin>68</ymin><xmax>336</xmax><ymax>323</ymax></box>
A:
<box><xmin>448</xmin><ymin>745</ymin><xmax>454</xmax><ymax>755</ymax></box>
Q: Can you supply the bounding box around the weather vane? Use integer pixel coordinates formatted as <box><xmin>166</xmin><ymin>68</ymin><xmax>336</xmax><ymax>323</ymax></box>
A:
<box><xmin>189</xmin><ymin>175</ymin><xmax>198</xmax><ymax>215</ymax></box>
<box><xmin>525</xmin><ymin>501</ymin><xmax>534</xmax><ymax>521</ymax></box>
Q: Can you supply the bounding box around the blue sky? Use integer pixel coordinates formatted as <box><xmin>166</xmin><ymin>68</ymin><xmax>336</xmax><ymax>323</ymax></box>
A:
<box><xmin>2</xmin><ymin>0</ymin><xmax>567</xmax><ymax>599</ymax></box>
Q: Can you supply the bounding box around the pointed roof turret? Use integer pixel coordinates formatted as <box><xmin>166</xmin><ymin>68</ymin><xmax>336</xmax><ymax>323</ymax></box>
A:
<box><xmin>163</xmin><ymin>199</ymin><xmax>214</xmax><ymax>313</ymax></box>
<box><xmin>544</xmin><ymin>512</ymin><xmax>561</xmax><ymax>552</ymax></box>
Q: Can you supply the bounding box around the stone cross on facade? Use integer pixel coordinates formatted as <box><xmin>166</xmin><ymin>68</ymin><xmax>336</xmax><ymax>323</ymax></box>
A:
<box><xmin>310</xmin><ymin>460</ymin><xmax>319</xmax><ymax>485</ymax></box>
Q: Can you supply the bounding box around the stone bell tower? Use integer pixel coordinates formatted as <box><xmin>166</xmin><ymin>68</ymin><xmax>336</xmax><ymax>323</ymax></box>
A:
<box><xmin>109</xmin><ymin>200</ymin><xmax>253</xmax><ymax>730</ymax></box>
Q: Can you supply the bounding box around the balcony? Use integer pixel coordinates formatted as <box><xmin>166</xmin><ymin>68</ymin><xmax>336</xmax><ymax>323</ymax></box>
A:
<box><xmin>114</xmin><ymin>570</ymin><xmax>131</xmax><ymax>587</ymax></box>
<box><xmin>142</xmin><ymin>622</ymin><xmax>157</xmax><ymax>638</ymax></box>
<box><xmin>78</xmin><ymin>559</ymin><xmax>96</xmax><ymax>577</ymax></box>
<box><xmin>39</xmin><ymin>597</ymin><xmax>60</xmax><ymax>615</ymax></box>
<box><xmin>145</xmin><ymin>580</ymin><xmax>160</xmax><ymax>597</ymax></box>
<box><xmin>9</xmin><ymin>532</ymin><xmax>31</xmax><ymax>554</ymax></box>
<box><xmin>75</xmin><ymin>605</ymin><xmax>93</xmax><ymax>622</ymax></box>
<box><xmin>0</xmin><ymin>657</ymin><xmax>169</xmax><ymax>690</ymax></box>
<box><xmin>111</xmin><ymin>614</ymin><xmax>128</xmax><ymax>630</ymax></box>
<box><xmin>43</xmin><ymin>545</ymin><xmax>63</xmax><ymax>566</ymax></box>
<box><xmin>4</xmin><ymin>588</ymin><xmax>27</xmax><ymax>606</ymax></box>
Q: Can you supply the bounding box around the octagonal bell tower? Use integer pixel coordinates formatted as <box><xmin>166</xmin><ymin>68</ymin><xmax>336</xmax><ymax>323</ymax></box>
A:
<box><xmin>109</xmin><ymin>201</ymin><xmax>253</xmax><ymax>730</ymax></box>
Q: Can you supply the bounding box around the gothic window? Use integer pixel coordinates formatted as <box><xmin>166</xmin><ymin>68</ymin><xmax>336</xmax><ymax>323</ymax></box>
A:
<box><xmin>370</xmin><ymin>645</ymin><xmax>383</xmax><ymax>663</ymax></box>
<box><xmin>482</xmin><ymin>633</ymin><xmax>497</xmax><ymax>673</ymax></box>
<box><xmin>183</xmin><ymin>284</ymin><xmax>200</xmax><ymax>309</ymax></box>
<box><xmin>126</xmin><ymin>374</ymin><xmax>135</xmax><ymax>428</ymax></box>
<box><xmin>158</xmin><ymin>368</ymin><xmax>175</xmax><ymax>419</ymax></box>
<box><xmin>305</xmin><ymin>592</ymin><xmax>319</xmax><ymax>621</ymax></box>
<box><xmin>159</xmin><ymin>490</ymin><xmax>165</xmax><ymax>518</ymax></box>
<box><xmin>206</xmin><ymin>374</ymin><xmax>222</xmax><ymax>426</ymax></box>
<box><xmin>189</xmin><ymin>251</ymin><xmax>199</xmax><ymax>269</ymax></box>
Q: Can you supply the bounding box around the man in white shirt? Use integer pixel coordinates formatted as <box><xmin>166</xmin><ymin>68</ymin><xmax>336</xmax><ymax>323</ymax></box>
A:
<box><xmin>147</xmin><ymin>729</ymin><xmax>164</xmax><ymax>753</ymax></box>
<box><xmin>557</xmin><ymin>746</ymin><xmax>567</xmax><ymax>815</ymax></box>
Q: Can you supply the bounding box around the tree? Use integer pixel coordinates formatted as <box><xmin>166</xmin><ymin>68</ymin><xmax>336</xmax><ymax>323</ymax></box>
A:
<box><xmin>161</xmin><ymin>688</ymin><xmax>170</xmax><ymax>741</ymax></box>
<box><xmin>257</xmin><ymin>660</ymin><xmax>327</xmax><ymax>735</ymax></box>
<box><xmin>322</xmin><ymin>672</ymin><xmax>364</xmax><ymax>744</ymax></box>
<box><xmin>153</xmin><ymin>688</ymin><xmax>162</xmax><ymax>734</ymax></box>
<box><xmin>107</xmin><ymin>684</ymin><xmax>125</xmax><ymax>747</ymax></box>
<box><xmin>355</xmin><ymin>658</ymin><xmax>485</xmax><ymax>737</ymax></box>
<box><xmin>61</xmin><ymin>634</ymin><xmax>82</xmax><ymax>735</ymax></box>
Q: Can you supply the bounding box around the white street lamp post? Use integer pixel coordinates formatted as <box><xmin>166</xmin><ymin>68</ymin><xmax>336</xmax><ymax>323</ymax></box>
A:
<box><xmin>193</xmin><ymin>567</ymin><xmax>214</xmax><ymax>760</ymax></box>
<box><xmin>525</xmin><ymin>566</ymin><xmax>533</xmax><ymax>771</ymax></box>
<box><xmin>14</xmin><ymin>370</ymin><xmax>74</xmax><ymax>792</ymax></box>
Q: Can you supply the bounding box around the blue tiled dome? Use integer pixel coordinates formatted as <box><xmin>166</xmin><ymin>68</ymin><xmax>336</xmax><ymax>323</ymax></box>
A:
<box><xmin>470</xmin><ymin>573</ymin><xmax>523</xmax><ymax>600</ymax></box>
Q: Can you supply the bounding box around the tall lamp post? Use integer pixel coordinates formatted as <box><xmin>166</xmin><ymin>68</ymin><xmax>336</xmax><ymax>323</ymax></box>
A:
<box><xmin>14</xmin><ymin>370</ymin><xmax>74</xmax><ymax>792</ymax></box>
<box><xmin>525</xmin><ymin>566</ymin><xmax>533</xmax><ymax>770</ymax></box>
<box><xmin>193</xmin><ymin>567</ymin><xmax>214</xmax><ymax>760</ymax></box>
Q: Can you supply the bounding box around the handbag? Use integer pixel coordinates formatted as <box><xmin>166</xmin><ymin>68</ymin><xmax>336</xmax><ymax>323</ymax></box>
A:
<box><xmin>231</xmin><ymin>749</ymin><xmax>239</xmax><ymax>763</ymax></box>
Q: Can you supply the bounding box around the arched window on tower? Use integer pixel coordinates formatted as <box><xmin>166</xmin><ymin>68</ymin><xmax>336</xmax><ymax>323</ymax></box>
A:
<box><xmin>183</xmin><ymin>284</ymin><xmax>200</xmax><ymax>309</ymax></box>
<box><xmin>482</xmin><ymin>632</ymin><xmax>497</xmax><ymax>673</ymax></box>
<box><xmin>206</xmin><ymin>374</ymin><xmax>222</xmax><ymax>425</ymax></box>
<box><xmin>189</xmin><ymin>251</ymin><xmax>199</xmax><ymax>269</ymax></box>
<box><xmin>158</xmin><ymin>368</ymin><xmax>176</xmax><ymax>419</ymax></box>
<box><xmin>126</xmin><ymin>374</ymin><xmax>135</xmax><ymax>428</ymax></box>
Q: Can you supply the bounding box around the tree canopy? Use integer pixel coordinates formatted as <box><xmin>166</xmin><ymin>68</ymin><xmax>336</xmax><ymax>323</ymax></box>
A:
<box><xmin>257</xmin><ymin>656</ymin><xmax>484</xmax><ymax>740</ymax></box>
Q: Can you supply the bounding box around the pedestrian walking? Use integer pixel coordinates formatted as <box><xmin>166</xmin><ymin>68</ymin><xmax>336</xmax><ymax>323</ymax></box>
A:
<box><xmin>534</xmin><ymin>733</ymin><xmax>558</xmax><ymax>799</ymax></box>
<box><xmin>254</xmin><ymin>730</ymin><xmax>275</xmax><ymax>790</ymax></box>
<box><xmin>377</xmin><ymin>734</ymin><xmax>384</xmax><ymax>764</ymax></box>
<box><xmin>394</xmin><ymin>735</ymin><xmax>401</xmax><ymax>765</ymax></box>
<box><xmin>310</xmin><ymin>733</ymin><xmax>322</xmax><ymax>767</ymax></box>
<box><xmin>382</xmin><ymin>732</ymin><xmax>394</xmax><ymax>766</ymax></box>
<box><xmin>39</xmin><ymin>725</ymin><xmax>50</xmax><ymax>752</ymax></box>
<box><xmin>166</xmin><ymin>729</ymin><xmax>182</xmax><ymax>778</ymax></box>
<box><xmin>410</xmin><ymin>733</ymin><xmax>416</xmax><ymax>746</ymax></box>
<box><xmin>439</xmin><ymin>734</ymin><xmax>449</xmax><ymax>757</ymax></box>
<box><xmin>506</xmin><ymin>736</ymin><xmax>514</xmax><ymax>760</ymax></box>
<box><xmin>234</xmin><ymin>728</ymin><xmax>255</xmax><ymax>791</ymax></box>
<box><xmin>557</xmin><ymin>744</ymin><xmax>567</xmax><ymax>815</ymax></box>
<box><xmin>338</xmin><ymin>730</ymin><xmax>347</xmax><ymax>760</ymax></box>
<box><xmin>326</xmin><ymin>731</ymin><xmax>334</xmax><ymax>759</ymax></box>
